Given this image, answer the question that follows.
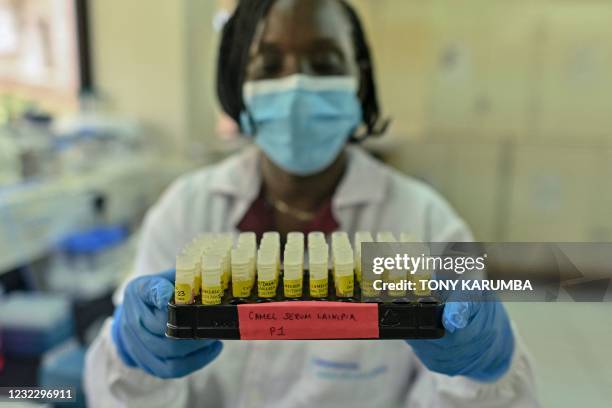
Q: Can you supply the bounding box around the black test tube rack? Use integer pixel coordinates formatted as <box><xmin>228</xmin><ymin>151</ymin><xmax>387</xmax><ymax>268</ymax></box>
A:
<box><xmin>167</xmin><ymin>271</ymin><xmax>445</xmax><ymax>340</ymax></box>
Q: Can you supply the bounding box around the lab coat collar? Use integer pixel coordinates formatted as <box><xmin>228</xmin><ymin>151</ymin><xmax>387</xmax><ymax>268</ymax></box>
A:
<box><xmin>333</xmin><ymin>145</ymin><xmax>388</xmax><ymax>208</ymax></box>
<box><xmin>208</xmin><ymin>144</ymin><xmax>388</xmax><ymax>208</ymax></box>
<box><xmin>208</xmin><ymin>145</ymin><xmax>262</xmax><ymax>202</ymax></box>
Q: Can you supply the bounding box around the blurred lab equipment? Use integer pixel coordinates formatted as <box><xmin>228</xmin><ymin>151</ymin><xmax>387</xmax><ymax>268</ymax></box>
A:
<box><xmin>0</xmin><ymin>99</ymin><xmax>188</xmax><ymax>275</ymax></box>
<box><xmin>15</xmin><ymin>111</ymin><xmax>58</xmax><ymax>180</ymax></box>
<box><xmin>0</xmin><ymin>109</ymin><xmax>57</xmax><ymax>185</ymax></box>
<box><xmin>0</xmin><ymin>182</ymin><xmax>93</xmax><ymax>276</ymax></box>
<box><xmin>0</xmin><ymin>131</ymin><xmax>20</xmax><ymax>185</ymax></box>
<box><xmin>0</xmin><ymin>95</ymin><xmax>192</xmax><ymax>393</ymax></box>
<box><xmin>52</xmin><ymin>95</ymin><xmax>145</xmax><ymax>174</ymax></box>
<box><xmin>47</xmin><ymin>225</ymin><xmax>132</xmax><ymax>300</ymax></box>
<box><xmin>0</xmin><ymin>293</ymin><xmax>73</xmax><ymax>356</ymax></box>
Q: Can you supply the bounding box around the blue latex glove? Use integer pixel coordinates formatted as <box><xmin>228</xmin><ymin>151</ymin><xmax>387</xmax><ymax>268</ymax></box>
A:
<box><xmin>407</xmin><ymin>297</ymin><xmax>515</xmax><ymax>382</ymax></box>
<box><xmin>112</xmin><ymin>270</ymin><xmax>223</xmax><ymax>379</ymax></box>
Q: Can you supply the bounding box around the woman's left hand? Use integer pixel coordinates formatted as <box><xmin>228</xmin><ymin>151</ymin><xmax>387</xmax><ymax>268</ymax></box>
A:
<box><xmin>406</xmin><ymin>298</ymin><xmax>515</xmax><ymax>382</ymax></box>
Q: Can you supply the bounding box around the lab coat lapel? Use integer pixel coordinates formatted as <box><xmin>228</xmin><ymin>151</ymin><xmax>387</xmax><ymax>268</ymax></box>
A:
<box><xmin>332</xmin><ymin>146</ymin><xmax>389</xmax><ymax>233</ymax></box>
<box><xmin>207</xmin><ymin>145</ymin><xmax>389</xmax><ymax>234</ymax></box>
<box><xmin>209</xmin><ymin>146</ymin><xmax>262</xmax><ymax>231</ymax></box>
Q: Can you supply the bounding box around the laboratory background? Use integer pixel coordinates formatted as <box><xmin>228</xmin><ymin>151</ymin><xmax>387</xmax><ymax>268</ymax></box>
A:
<box><xmin>0</xmin><ymin>0</ymin><xmax>611</xmax><ymax>406</ymax></box>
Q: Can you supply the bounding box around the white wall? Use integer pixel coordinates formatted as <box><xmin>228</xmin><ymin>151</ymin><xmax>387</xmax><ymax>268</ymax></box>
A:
<box><xmin>90</xmin><ymin>0</ymin><xmax>612</xmax><ymax>241</ymax></box>
<box><xmin>90</xmin><ymin>0</ymin><xmax>190</xmax><ymax>154</ymax></box>
<box><xmin>367</xmin><ymin>0</ymin><xmax>612</xmax><ymax>241</ymax></box>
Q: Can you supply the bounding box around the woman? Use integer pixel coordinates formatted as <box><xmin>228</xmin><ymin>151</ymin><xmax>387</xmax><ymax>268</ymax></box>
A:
<box><xmin>85</xmin><ymin>0</ymin><xmax>538</xmax><ymax>406</ymax></box>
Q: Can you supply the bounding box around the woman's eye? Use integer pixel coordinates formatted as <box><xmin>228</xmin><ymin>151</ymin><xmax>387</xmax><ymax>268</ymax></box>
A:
<box><xmin>310</xmin><ymin>54</ymin><xmax>345</xmax><ymax>75</ymax></box>
<box><xmin>247</xmin><ymin>52</ymin><xmax>284</xmax><ymax>79</ymax></box>
<box><xmin>262</xmin><ymin>62</ymin><xmax>282</xmax><ymax>75</ymax></box>
<box><xmin>312</xmin><ymin>62</ymin><xmax>340</xmax><ymax>75</ymax></box>
<box><xmin>260</xmin><ymin>53</ymin><xmax>280</xmax><ymax>70</ymax></box>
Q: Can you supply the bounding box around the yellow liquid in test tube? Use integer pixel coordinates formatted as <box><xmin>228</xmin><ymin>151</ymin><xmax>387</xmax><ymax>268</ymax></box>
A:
<box><xmin>309</xmin><ymin>238</ymin><xmax>329</xmax><ymax>298</ymax></box>
<box><xmin>413</xmin><ymin>271</ymin><xmax>432</xmax><ymax>297</ymax></box>
<box><xmin>333</xmin><ymin>247</ymin><xmax>354</xmax><ymax>298</ymax></box>
<box><xmin>354</xmin><ymin>231</ymin><xmax>373</xmax><ymax>285</ymax></box>
<box><xmin>283</xmin><ymin>246</ymin><xmax>303</xmax><ymax>298</ymax></box>
<box><xmin>257</xmin><ymin>249</ymin><xmax>277</xmax><ymax>298</ymax></box>
<box><xmin>175</xmin><ymin>254</ymin><xmax>196</xmax><ymax>304</ymax></box>
<box><xmin>231</xmin><ymin>249</ymin><xmax>252</xmax><ymax>298</ymax></box>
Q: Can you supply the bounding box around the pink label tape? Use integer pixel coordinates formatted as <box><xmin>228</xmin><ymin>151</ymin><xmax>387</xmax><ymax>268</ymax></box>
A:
<box><xmin>237</xmin><ymin>301</ymin><xmax>380</xmax><ymax>340</ymax></box>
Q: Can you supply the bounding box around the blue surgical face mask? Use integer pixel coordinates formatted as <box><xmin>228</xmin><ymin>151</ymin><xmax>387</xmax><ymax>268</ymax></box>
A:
<box><xmin>240</xmin><ymin>74</ymin><xmax>362</xmax><ymax>176</ymax></box>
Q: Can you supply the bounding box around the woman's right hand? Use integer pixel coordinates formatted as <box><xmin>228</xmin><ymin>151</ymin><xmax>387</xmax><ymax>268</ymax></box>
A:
<box><xmin>111</xmin><ymin>270</ymin><xmax>223</xmax><ymax>379</ymax></box>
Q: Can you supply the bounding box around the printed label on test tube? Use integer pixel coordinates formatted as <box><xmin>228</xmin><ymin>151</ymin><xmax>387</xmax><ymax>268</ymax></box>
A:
<box><xmin>283</xmin><ymin>247</ymin><xmax>303</xmax><ymax>298</ymax></box>
<box><xmin>333</xmin><ymin>249</ymin><xmax>354</xmax><ymax>298</ymax></box>
<box><xmin>309</xmin><ymin>247</ymin><xmax>328</xmax><ymax>298</ymax></box>
<box><xmin>174</xmin><ymin>283</ymin><xmax>193</xmax><ymax>304</ymax></box>
<box><xmin>232</xmin><ymin>249</ymin><xmax>252</xmax><ymax>298</ymax></box>
<box><xmin>354</xmin><ymin>231</ymin><xmax>373</xmax><ymax>285</ymax></box>
<box><xmin>257</xmin><ymin>250</ymin><xmax>277</xmax><ymax>298</ymax></box>
<box><xmin>175</xmin><ymin>255</ymin><xmax>196</xmax><ymax>304</ymax></box>
<box><xmin>201</xmin><ymin>256</ymin><xmax>223</xmax><ymax>305</ymax></box>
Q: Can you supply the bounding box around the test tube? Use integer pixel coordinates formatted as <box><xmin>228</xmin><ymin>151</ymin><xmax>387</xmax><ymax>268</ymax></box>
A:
<box><xmin>239</xmin><ymin>248</ymin><xmax>255</xmax><ymax>291</ymax></box>
<box><xmin>175</xmin><ymin>254</ymin><xmax>196</xmax><ymax>304</ymax></box>
<box><xmin>331</xmin><ymin>231</ymin><xmax>350</xmax><ymax>250</ymax></box>
<box><xmin>283</xmin><ymin>244</ymin><xmax>304</xmax><ymax>298</ymax></box>
<box><xmin>207</xmin><ymin>245</ymin><xmax>230</xmax><ymax>290</ymax></box>
<box><xmin>353</xmin><ymin>231</ymin><xmax>373</xmax><ymax>285</ymax></box>
<box><xmin>262</xmin><ymin>231</ymin><xmax>280</xmax><ymax>247</ymax></box>
<box><xmin>217</xmin><ymin>232</ymin><xmax>234</xmax><ymax>246</ymax></box>
<box><xmin>399</xmin><ymin>232</ymin><xmax>417</xmax><ymax>242</ymax></box>
<box><xmin>201</xmin><ymin>255</ymin><xmax>223</xmax><ymax>305</ymax></box>
<box><xmin>238</xmin><ymin>232</ymin><xmax>257</xmax><ymax>287</ymax></box>
<box><xmin>182</xmin><ymin>245</ymin><xmax>202</xmax><ymax>298</ymax></box>
<box><xmin>261</xmin><ymin>232</ymin><xmax>281</xmax><ymax>277</ymax></box>
<box><xmin>308</xmin><ymin>231</ymin><xmax>325</xmax><ymax>246</ymax></box>
<box><xmin>333</xmin><ymin>246</ymin><xmax>354</xmax><ymax>298</ymax></box>
<box><xmin>410</xmin><ymin>241</ymin><xmax>432</xmax><ymax>297</ymax></box>
<box><xmin>247</xmin><ymin>245</ymin><xmax>257</xmax><ymax>289</ymax></box>
<box><xmin>257</xmin><ymin>249</ymin><xmax>278</xmax><ymax>298</ymax></box>
<box><xmin>231</xmin><ymin>248</ymin><xmax>252</xmax><ymax>298</ymax></box>
<box><xmin>238</xmin><ymin>232</ymin><xmax>256</xmax><ymax>254</ymax></box>
<box><xmin>373</xmin><ymin>232</ymin><xmax>395</xmax><ymax>288</ymax></box>
<box><xmin>376</xmin><ymin>231</ymin><xmax>396</xmax><ymax>242</ymax></box>
<box><xmin>193</xmin><ymin>233</ymin><xmax>215</xmax><ymax>248</ymax></box>
<box><xmin>309</xmin><ymin>244</ymin><xmax>329</xmax><ymax>298</ymax></box>
<box><xmin>287</xmin><ymin>231</ymin><xmax>305</xmax><ymax>247</ymax></box>
<box><xmin>238</xmin><ymin>231</ymin><xmax>256</xmax><ymax>243</ymax></box>
<box><xmin>377</xmin><ymin>234</ymin><xmax>406</xmax><ymax>297</ymax></box>
<box><xmin>387</xmin><ymin>266</ymin><xmax>407</xmax><ymax>298</ymax></box>
<box><xmin>398</xmin><ymin>232</ymin><xmax>423</xmax><ymax>296</ymax></box>
<box><xmin>413</xmin><ymin>273</ymin><xmax>432</xmax><ymax>296</ymax></box>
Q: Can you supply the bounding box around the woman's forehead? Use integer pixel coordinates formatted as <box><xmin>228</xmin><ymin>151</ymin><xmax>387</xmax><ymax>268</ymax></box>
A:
<box><xmin>255</xmin><ymin>0</ymin><xmax>352</xmax><ymax>51</ymax></box>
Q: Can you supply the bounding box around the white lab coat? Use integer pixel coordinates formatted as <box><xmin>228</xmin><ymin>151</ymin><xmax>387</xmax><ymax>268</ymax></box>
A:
<box><xmin>84</xmin><ymin>145</ymin><xmax>539</xmax><ymax>408</ymax></box>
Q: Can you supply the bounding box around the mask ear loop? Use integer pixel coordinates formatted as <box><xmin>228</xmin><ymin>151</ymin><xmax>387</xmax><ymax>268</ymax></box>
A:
<box><xmin>246</xmin><ymin>109</ymin><xmax>258</xmax><ymax>136</ymax></box>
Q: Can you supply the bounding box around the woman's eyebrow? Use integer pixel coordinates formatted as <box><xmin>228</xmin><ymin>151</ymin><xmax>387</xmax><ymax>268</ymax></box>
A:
<box><xmin>254</xmin><ymin>42</ymin><xmax>282</xmax><ymax>56</ymax></box>
<box><xmin>308</xmin><ymin>38</ymin><xmax>346</xmax><ymax>59</ymax></box>
<box><xmin>256</xmin><ymin>38</ymin><xmax>345</xmax><ymax>55</ymax></box>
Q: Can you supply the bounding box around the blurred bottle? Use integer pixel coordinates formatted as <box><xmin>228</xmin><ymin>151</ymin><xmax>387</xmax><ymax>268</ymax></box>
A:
<box><xmin>0</xmin><ymin>127</ymin><xmax>21</xmax><ymax>186</ymax></box>
<box><xmin>15</xmin><ymin>110</ymin><xmax>58</xmax><ymax>179</ymax></box>
<box><xmin>53</xmin><ymin>92</ymin><xmax>144</xmax><ymax>173</ymax></box>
